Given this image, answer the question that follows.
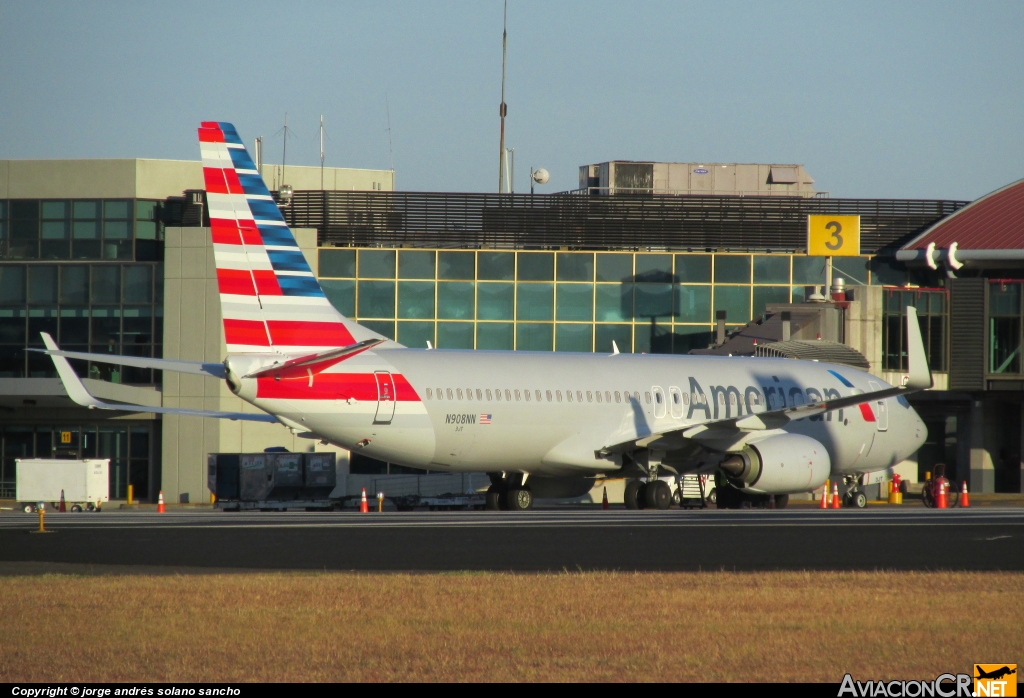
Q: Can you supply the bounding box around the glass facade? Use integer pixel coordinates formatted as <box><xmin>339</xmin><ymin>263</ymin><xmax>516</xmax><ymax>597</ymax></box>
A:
<box><xmin>989</xmin><ymin>281</ymin><xmax>1022</xmax><ymax>375</ymax></box>
<box><xmin>319</xmin><ymin>249</ymin><xmax>879</xmax><ymax>353</ymax></box>
<box><xmin>882</xmin><ymin>288</ymin><xmax>947</xmax><ymax>371</ymax></box>
<box><xmin>1</xmin><ymin>199</ymin><xmax>165</xmax><ymax>262</ymax></box>
<box><xmin>0</xmin><ymin>199</ymin><xmax>164</xmax><ymax>383</ymax></box>
<box><xmin>0</xmin><ymin>422</ymin><xmax>157</xmax><ymax>500</ymax></box>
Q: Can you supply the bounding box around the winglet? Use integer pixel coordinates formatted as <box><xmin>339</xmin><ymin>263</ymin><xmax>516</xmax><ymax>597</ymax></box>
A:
<box><xmin>41</xmin><ymin>332</ymin><xmax>103</xmax><ymax>409</ymax></box>
<box><xmin>904</xmin><ymin>306</ymin><xmax>933</xmax><ymax>391</ymax></box>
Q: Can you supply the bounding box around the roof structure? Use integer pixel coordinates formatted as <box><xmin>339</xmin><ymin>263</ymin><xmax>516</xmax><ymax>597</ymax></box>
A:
<box><xmin>903</xmin><ymin>178</ymin><xmax>1024</xmax><ymax>251</ymax></box>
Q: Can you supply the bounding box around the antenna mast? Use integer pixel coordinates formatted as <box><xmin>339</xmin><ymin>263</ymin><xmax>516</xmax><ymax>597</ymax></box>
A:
<box><xmin>282</xmin><ymin>112</ymin><xmax>288</xmax><ymax>187</ymax></box>
<box><xmin>386</xmin><ymin>93</ymin><xmax>395</xmax><ymax>188</ymax></box>
<box><xmin>320</xmin><ymin>115</ymin><xmax>325</xmax><ymax>190</ymax></box>
<box><xmin>498</xmin><ymin>0</ymin><xmax>508</xmax><ymax>193</ymax></box>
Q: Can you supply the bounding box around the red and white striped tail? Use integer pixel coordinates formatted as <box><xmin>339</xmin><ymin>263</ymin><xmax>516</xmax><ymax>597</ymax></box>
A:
<box><xmin>198</xmin><ymin>122</ymin><xmax>383</xmax><ymax>355</ymax></box>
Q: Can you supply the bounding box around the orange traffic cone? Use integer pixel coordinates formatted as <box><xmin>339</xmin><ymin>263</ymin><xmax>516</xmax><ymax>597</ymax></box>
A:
<box><xmin>936</xmin><ymin>481</ymin><xmax>947</xmax><ymax>509</ymax></box>
<box><xmin>820</xmin><ymin>480</ymin><xmax>830</xmax><ymax>509</ymax></box>
<box><xmin>960</xmin><ymin>480</ymin><xmax>970</xmax><ymax>508</ymax></box>
<box><xmin>359</xmin><ymin>488</ymin><xmax>369</xmax><ymax>513</ymax></box>
<box><xmin>602</xmin><ymin>486</ymin><xmax>609</xmax><ymax>510</ymax></box>
<box><xmin>156</xmin><ymin>490</ymin><xmax>166</xmax><ymax>513</ymax></box>
<box><xmin>59</xmin><ymin>489</ymin><xmax>67</xmax><ymax>513</ymax></box>
<box><xmin>830</xmin><ymin>482</ymin><xmax>841</xmax><ymax>509</ymax></box>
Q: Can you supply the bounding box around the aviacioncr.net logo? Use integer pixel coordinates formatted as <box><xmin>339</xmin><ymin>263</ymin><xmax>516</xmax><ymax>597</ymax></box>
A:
<box><xmin>838</xmin><ymin>673</ymin><xmax>973</xmax><ymax>697</ymax></box>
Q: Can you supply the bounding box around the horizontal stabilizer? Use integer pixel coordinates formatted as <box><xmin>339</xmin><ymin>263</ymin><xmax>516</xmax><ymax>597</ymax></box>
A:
<box><xmin>244</xmin><ymin>338</ymin><xmax>385</xmax><ymax>379</ymax></box>
<box><xmin>32</xmin><ymin>338</ymin><xmax>226</xmax><ymax>378</ymax></box>
<box><xmin>41</xmin><ymin>333</ymin><xmax>276</xmax><ymax>423</ymax></box>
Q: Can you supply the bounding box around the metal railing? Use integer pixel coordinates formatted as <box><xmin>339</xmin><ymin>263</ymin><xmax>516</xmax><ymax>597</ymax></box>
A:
<box><xmin>285</xmin><ymin>190</ymin><xmax>967</xmax><ymax>254</ymax></box>
<box><xmin>569</xmin><ymin>187</ymin><xmax>829</xmax><ymax>199</ymax></box>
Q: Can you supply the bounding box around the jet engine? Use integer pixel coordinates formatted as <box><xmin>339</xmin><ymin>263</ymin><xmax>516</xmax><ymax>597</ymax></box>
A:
<box><xmin>719</xmin><ymin>433</ymin><xmax>830</xmax><ymax>495</ymax></box>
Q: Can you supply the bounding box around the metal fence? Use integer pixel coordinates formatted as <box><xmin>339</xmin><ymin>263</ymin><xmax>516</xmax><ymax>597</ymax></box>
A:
<box><xmin>284</xmin><ymin>190</ymin><xmax>967</xmax><ymax>254</ymax></box>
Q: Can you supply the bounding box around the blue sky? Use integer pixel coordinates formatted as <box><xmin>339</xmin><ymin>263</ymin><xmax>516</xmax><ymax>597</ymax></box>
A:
<box><xmin>1</xmin><ymin>1</ymin><xmax>1021</xmax><ymax>200</ymax></box>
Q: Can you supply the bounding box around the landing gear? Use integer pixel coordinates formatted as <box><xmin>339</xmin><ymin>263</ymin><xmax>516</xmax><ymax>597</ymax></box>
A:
<box><xmin>645</xmin><ymin>480</ymin><xmax>672</xmax><ymax>510</ymax></box>
<box><xmin>485</xmin><ymin>473</ymin><xmax>533</xmax><ymax>511</ymax></box>
<box><xmin>505</xmin><ymin>487</ymin><xmax>533</xmax><ymax>511</ymax></box>
<box><xmin>485</xmin><ymin>485</ymin><xmax>503</xmax><ymax>511</ymax></box>
<box><xmin>623</xmin><ymin>480</ymin><xmax>644</xmax><ymax>510</ymax></box>
<box><xmin>846</xmin><ymin>490</ymin><xmax>867</xmax><ymax>508</ymax></box>
<box><xmin>843</xmin><ymin>475</ymin><xmax>867</xmax><ymax>508</ymax></box>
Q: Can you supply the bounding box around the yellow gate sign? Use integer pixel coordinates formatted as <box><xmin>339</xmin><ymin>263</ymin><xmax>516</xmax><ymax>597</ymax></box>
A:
<box><xmin>807</xmin><ymin>215</ymin><xmax>861</xmax><ymax>256</ymax></box>
<box><xmin>60</xmin><ymin>431</ymin><xmax>71</xmax><ymax>444</ymax></box>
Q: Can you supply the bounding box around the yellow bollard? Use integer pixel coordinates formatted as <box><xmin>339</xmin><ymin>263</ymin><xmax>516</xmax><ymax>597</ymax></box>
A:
<box><xmin>377</xmin><ymin>492</ymin><xmax>384</xmax><ymax>513</ymax></box>
<box><xmin>887</xmin><ymin>481</ymin><xmax>898</xmax><ymax>505</ymax></box>
<box><xmin>210</xmin><ymin>493</ymin><xmax>217</xmax><ymax>504</ymax></box>
<box><xmin>127</xmin><ymin>484</ymin><xmax>134</xmax><ymax>506</ymax></box>
<box><xmin>30</xmin><ymin>504</ymin><xmax>54</xmax><ymax>534</ymax></box>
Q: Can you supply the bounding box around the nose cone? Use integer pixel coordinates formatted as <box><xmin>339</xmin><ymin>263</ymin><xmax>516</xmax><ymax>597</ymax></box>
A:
<box><xmin>904</xmin><ymin>401</ymin><xmax>928</xmax><ymax>459</ymax></box>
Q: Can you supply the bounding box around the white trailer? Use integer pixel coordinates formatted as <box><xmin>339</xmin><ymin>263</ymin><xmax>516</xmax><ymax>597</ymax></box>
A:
<box><xmin>15</xmin><ymin>459</ymin><xmax>110</xmax><ymax>513</ymax></box>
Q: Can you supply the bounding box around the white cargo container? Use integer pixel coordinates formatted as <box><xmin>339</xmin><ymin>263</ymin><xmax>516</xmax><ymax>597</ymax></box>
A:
<box><xmin>15</xmin><ymin>459</ymin><xmax>109</xmax><ymax>513</ymax></box>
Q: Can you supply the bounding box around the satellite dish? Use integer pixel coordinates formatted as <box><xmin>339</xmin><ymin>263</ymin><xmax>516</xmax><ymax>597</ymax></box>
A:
<box><xmin>531</xmin><ymin>168</ymin><xmax>550</xmax><ymax>184</ymax></box>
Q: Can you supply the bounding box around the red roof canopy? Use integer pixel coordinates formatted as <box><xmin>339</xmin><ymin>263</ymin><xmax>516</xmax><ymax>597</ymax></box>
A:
<box><xmin>905</xmin><ymin>178</ymin><xmax>1024</xmax><ymax>250</ymax></box>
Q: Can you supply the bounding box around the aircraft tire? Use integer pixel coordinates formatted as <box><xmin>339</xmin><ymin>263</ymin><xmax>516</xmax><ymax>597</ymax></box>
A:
<box><xmin>646</xmin><ymin>480</ymin><xmax>672</xmax><ymax>510</ymax></box>
<box><xmin>635</xmin><ymin>482</ymin><xmax>649</xmax><ymax>509</ymax></box>
<box><xmin>505</xmin><ymin>487</ymin><xmax>533</xmax><ymax>511</ymax></box>
<box><xmin>849</xmin><ymin>491</ymin><xmax>867</xmax><ymax>509</ymax></box>
<box><xmin>773</xmin><ymin>494</ymin><xmax>789</xmax><ymax>509</ymax></box>
<box><xmin>485</xmin><ymin>485</ymin><xmax>503</xmax><ymax>511</ymax></box>
<box><xmin>623</xmin><ymin>480</ymin><xmax>643</xmax><ymax>510</ymax></box>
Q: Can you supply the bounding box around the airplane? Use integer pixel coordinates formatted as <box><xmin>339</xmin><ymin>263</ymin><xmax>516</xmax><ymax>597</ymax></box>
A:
<box><xmin>36</xmin><ymin>121</ymin><xmax>931</xmax><ymax>511</ymax></box>
<box><xmin>975</xmin><ymin>667</ymin><xmax>1016</xmax><ymax>681</ymax></box>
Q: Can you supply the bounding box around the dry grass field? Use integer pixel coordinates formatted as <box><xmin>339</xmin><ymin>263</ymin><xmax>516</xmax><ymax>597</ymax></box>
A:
<box><xmin>0</xmin><ymin>571</ymin><xmax>1021</xmax><ymax>682</ymax></box>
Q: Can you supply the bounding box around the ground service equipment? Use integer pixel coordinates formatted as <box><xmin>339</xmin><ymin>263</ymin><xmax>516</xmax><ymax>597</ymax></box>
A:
<box><xmin>16</xmin><ymin>459</ymin><xmax>109</xmax><ymax>513</ymax></box>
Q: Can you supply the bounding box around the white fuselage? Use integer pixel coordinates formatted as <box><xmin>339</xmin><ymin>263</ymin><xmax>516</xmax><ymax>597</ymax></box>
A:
<box><xmin>227</xmin><ymin>349</ymin><xmax>927</xmax><ymax>485</ymax></box>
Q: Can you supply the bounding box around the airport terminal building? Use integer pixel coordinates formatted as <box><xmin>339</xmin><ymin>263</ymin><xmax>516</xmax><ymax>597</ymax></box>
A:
<box><xmin>1</xmin><ymin>157</ymin><xmax>1023</xmax><ymax>501</ymax></box>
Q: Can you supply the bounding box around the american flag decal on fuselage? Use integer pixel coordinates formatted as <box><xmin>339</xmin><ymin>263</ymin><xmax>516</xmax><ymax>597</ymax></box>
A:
<box><xmin>479</xmin><ymin>414</ymin><xmax>492</xmax><ymax>424</ymax></box>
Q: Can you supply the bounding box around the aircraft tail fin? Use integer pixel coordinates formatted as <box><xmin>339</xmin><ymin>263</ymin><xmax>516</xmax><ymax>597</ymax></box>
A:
<box><xmin>198</xmin><ymin>121</ymin><xmax>387</xmax><ymax>354</ymax></box>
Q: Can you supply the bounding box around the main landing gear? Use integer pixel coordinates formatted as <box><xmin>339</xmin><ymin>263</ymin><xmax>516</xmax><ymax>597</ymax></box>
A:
<box><xmin>485</xmin><ymin>473</ymin><xmax>533</xmax><ymax>511</ymax></box>
<box><xmin>623</xmin><ymin>479</ymin><xmax>673</xmax><ymax>510</ymax></box>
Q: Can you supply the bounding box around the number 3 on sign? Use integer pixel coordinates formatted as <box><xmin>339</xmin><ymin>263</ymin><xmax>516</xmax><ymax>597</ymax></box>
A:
<box><xmin>807</xmin><ymin>215</ymin><xmax>861</xmax><ymax>256</ymax></box>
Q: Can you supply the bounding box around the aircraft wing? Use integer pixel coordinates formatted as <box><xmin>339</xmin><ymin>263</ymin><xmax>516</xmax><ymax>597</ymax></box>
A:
<box><xmin>41</xmin><ymin>333</ymin><xmax>278</xmax><ymax>423</ymax></box>
<box><xmin>31</xmin><ymin>340</ymin><xmax>226</xmax><ymax>378</ymax></box>
<box><xmin>602</xmin><ymin>307</ymin><xmax>933</xmax><ymax>453</ymax></box>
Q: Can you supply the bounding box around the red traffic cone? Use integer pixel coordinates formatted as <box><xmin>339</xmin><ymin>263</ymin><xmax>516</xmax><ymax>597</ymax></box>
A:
<box><xmin>157</xmin><ymin>490</ymin><xmax>166</xmax><ymax>513</ymax></box>
<box><xmin>360</xmin><ymin>488</ymin><xmax>369</xmax><ymax>513</ymax></box>
<box><xmin>820</xmin><ymin>480</ymin><xmax>830</xmax><ymax>509</ymax></box>
<box><xmin>59</xmin><ymin>489</ymin><xmax>67</xmax><ymax>513</ymax></box>
<box><xmin>601</xmin><ymin>486</ymin><xmax>609</xmax><ymax>510</ymax></box>
<box><xmin>959</xmin><ymin>480</ymin><xmax>970</xmax><ymax>508</ymax></box>
<box><xmin>830</xmin><ymin>482</ymin><xmax>841</xmax><ymax>509</ymax></box>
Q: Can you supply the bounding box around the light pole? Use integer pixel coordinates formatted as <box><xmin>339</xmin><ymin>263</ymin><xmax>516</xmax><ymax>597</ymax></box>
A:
<box><xmin>530</xmin><ymin>167</ymin><xmax>549</xmax><ymax>195</ymax></box>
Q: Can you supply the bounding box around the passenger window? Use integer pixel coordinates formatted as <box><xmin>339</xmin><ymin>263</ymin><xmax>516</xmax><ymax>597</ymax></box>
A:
<box><xmin>426</xmin><ymin>388</ymin><xmax>432</xmax><ymax>399</ymax></box>
<box><xmin>457</xmin><ymin>389</ymin><xmax>463</xmax><ymax>400</ymax></box>
<box><xmin>645</xmin><ymin>392</ymin><xmax>652</xmax><ymax>404</ymax></box>
<box><xmin>477</xmin><ymin>389</ymin><xmax>483</xmax><ymax>400</ymax></box>
<box><xmin>437</xmin><ymin>387</ymin><xmax>443</xmax><ymax>399</ymax></box>
<box><xmin>683</xmin><ymin>393</ymin><xmax>690</xmax><ymax>405</ymax></box>
<box><xmin>525</xmin><ymin>390</ymin><xmax>531</xmax><ymax>402</ymax></box>
<box><xmin>672</xmin><ymin>392</ymin><xmax>679</xmax><ymax>404</ymax></box>
<box><xmin>614</xmin><ymin>391</ymin><xmax>621</xmax><ymax>403</ymax></box>
<box><xmin>515</xmin><ymin>390</ymin><xmax>521</xmax><ymax>401</ymax></box>
<box><xmin>656</xmin><ymin>392</ymin><xmax>663</xmax><ymax>404</ymax></box>
<box><xmin>546</xmin><ymin>390</ymin><xmax>552</xmax><ymax>402</ymax></box>
<box><xmin>467</xmin><ymin>389</ymin><xmax>474</xmax><ymax>401</ymax></box>
<box><xmin>495</xmin><ymin>389</ymin><xmax>501</xmax><ymax>401</ymax></box>
<box><xmin>447</xmin><ymin>388</ymin><xmax>453</xmax><ymax>400</ymax></box>
<box><xmin>596</xmin><ymin>391</ymin><xmax>602</xmax><ymax>403</ymax></box>
<box><xmin>556</xmin><ymin>390</ymin><xmax>562</xmax><ymax>402</ymax></box>
<box><xmin>605</xmin><ymin>391</ymin><xmax>611</xmax><ymax>402</ymax></box>
<box><xmin>586</xmin><ymin>391</ymin><xmax>593</xmax><ymax>402</ymax></box>
<box><xmin>567</xmin><ymin>390</ymin><xmax>573</xmax><ymax>402</ymax></box>
<box><xmin>577</xmin><ymin>390</ymin><xmax>584</xmax><ymax>402</ymax></box>
<box><xmin>486</xmin><ymin>389</ymin><xmax>492</xmax><ymax>401</ymax></box>
<box><xmin>634</xmin><ymin>391</ymin><xmax>641</xmax><ymax>402</ymax></box>
<box><xmin>536</xmin><ymin>390</ymin><xmax>542</xmax><ymax>401</ymax></box>
<box><xmin>505</xmin><ymin>389</ymin><xmax>512</xmax><ymax>401</ymax></box>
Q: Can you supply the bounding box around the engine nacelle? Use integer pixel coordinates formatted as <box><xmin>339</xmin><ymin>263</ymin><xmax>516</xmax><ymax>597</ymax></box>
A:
<box><xmin>719</xmin><ymin>433</ymin><xmax>830</xmax><ymax>495</ymax></box>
